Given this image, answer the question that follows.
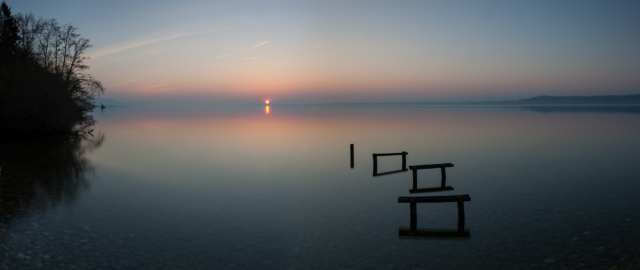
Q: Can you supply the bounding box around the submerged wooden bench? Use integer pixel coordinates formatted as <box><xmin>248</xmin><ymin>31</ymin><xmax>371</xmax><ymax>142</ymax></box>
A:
<box><xmin>408</xmin><ymin>163</ymin><xmax>454</xmax><ymax>192</ymax></box>
<box><xmin>398</xmin><ymin>194</ymin><xmax>471</xmax><ymax>237</ymax></box>
<box><xmin>372</xmin><ymin>151</ymin><xmax>408</xmax><ymax>176</ymax></box>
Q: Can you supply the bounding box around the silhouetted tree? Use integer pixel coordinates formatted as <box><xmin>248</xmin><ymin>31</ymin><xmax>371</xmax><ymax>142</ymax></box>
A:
<box><xmin>0</xmin><ymin>1</ymin><xmax>20</xmax><ymax>62</ymax></box>
<box><xmin>0</xmin><ymin>2</ymin><xmax>104</xmax><ymax>136</ymax></box>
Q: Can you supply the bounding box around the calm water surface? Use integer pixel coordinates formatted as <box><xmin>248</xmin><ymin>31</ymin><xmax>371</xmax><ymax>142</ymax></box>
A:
<box><xmin>1</xmin><ymin>105</ymin><xmax>640</xmax><ymax>269</ymax></box>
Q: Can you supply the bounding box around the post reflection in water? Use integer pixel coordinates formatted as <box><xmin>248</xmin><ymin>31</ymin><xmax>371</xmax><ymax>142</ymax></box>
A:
<box><xmin>0</xmin><ymin>135</ymin><xmax>103</xmax><ymax>234</ymax></box>
<box><xmin>265</xmin><ymin>105</ymin><xmax>270</xmax><ymax>114</ymax></box>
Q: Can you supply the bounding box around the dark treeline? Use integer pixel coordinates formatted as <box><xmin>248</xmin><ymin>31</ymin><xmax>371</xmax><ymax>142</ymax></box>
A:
<box><xmin>0</xmin><ymin>2</ymin><xmax>103</xmax><ymax>137</ymax></box>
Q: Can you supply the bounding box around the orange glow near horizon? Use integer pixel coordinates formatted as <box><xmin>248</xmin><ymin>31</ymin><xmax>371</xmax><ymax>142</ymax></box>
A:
<box><xmin>265</xmin><ymin>106</ymin><xmax>270</xmax><ymax>114</ymax></box>
<box><xmin>265</xmin><ymin>100</ymin><xmax>270</xmax><ymax>104</ymax></box>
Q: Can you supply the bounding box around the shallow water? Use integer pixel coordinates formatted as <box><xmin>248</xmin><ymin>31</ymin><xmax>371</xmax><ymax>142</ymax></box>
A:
<box><xmin>1</xmin><ymin>105</ymin><xmax>640</xmax><ymax>269</ymax></box>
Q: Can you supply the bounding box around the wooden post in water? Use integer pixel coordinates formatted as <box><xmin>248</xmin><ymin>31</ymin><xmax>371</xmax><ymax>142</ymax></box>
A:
<box><xmin>410</xmin><ymin>202</ymin><xmax>417</xmax><ymax>232</ymax></box>
<box><xmin>401</xmin><ymin>152</ymin><xmax>407</xmax><ymax>171</ymax></box>
<box><xmin>457</xmin><ymin>200</ymin><xmax>465</xmax><ymax>232</ymax></box>
<box><xmin>441</xmin><ymin>167</ymin><xmax>447</xmax><ymax>187</ymax></box>
<box><xmin>372</xmin><ymin>155</ymin><xmax>377</xmax><ymax>174</ymax></box>
<box><xmin>350</xmin><ymin>144</ymin><xmax>354</xmax><ymax>168</ymax></box>
<box><xmin>412</xmin><ymin>169</ymin><xmax>418</xmax><ymax>189</ymax></box>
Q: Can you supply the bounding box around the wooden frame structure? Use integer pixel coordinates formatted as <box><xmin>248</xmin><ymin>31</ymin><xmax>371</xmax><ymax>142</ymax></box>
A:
<box><xmin>398</xmin><ymin>195</ymin><xmax>471</xmax><ymax>239</ymax></box>
<box><xmin>372</xmin><ymin>151</ymin><xmax>408</xmax><ymax>176</ymax></box>
<box><xmin>408</xmin><ymin>163</ymin><xmax>454</xmax><ymax>193</ymax></box>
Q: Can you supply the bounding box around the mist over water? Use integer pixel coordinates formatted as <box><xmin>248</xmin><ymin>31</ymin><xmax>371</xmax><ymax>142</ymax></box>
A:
<box><xmin>1</xmin><ymin>105</ymin><xmax>640</xmax><ymax>269</ymax></box>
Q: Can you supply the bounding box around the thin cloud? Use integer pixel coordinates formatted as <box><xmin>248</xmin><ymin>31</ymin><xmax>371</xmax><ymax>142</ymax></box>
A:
<box><xmin>217</xmin><ymin>52</ymin><xmax>236</xmax><ymax>58</ymax></box>
<box><xmin>90</xmin><ymin>24</ymin><xmax>247</xmax><ymax>60</ymax></box>
<box><xmin>91</xmin><ymin>33</ymin><xmax>193</xmax><ymax>59</ymax></box>
<box><xmin>108</xmin><ymin>79</ymin><xmax>139</xmax><ymax>88</ymax></box>
<box><xmin>141</xmin><ymin>83</ymin><xmax>169</xmax><ymax>90</ymax></box>
<box><xmin>299</xmin><ymin>62</ymin><xmax>308</xmax><ymax>66</ymax></box>
<box><xmin>241</xmin><ymin>55</ymin><xmax>270</xmax><ymax>60</ymax></box>
<box><xmin>253</xmin><ymin>41</ymin><xmax>269</xmax><ymax>48</ymax></box>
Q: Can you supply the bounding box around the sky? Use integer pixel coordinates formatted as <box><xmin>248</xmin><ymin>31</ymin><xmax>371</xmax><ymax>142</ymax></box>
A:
<box><xmin>9</xmin><ymin>0</ymin><xmax>640</xmax><ymax>104</ymax></box>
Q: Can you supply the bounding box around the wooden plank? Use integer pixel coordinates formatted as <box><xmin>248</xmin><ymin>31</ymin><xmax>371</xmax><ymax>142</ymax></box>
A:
<box><xmin>409</xmin><ymin>163</ymin><xmax>453</xmax><ymax>170</ymax></box>
<box><xmin>398</xmin><ymin>228</ymin><xmax>470</xmax><ymax>239</ymax></box>
<box><xmin>398</xmin><ymin>194</ymin><xmax>470</xmax><ymax>203</ymax></box>
<box><xmin>372</xmin><ymin>152</ymin><xmax>408</xmax><ymax>157</ymax></box>
<box><xmin>409</xmin><ymin>186</ymin><xmax>454</xmax><ymax>194</ymax></box>
<box><xmin>373</xmin><ymin>169</ymin><xmax>408</xmax><ymax>177</ymax></box>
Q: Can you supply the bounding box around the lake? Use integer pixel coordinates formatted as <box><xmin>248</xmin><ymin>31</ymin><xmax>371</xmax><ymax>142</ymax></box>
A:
<box><xmin>1</xmin><ymin>105</ymin><xmax>640</xmax><ymax>269</ymax></box>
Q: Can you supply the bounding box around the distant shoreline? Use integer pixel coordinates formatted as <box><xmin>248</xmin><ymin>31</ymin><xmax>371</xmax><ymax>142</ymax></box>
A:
<box><xmin>302</xmin><ymin>94</ymin><xmax>640</xmax><ymax>106</ymax></box>
<box><xmin>93</xmin><ymin>94</ymin><xmax>640</xmax><ymax>107</ymax></box>
<box><xmin>318</xmin><ymin>103</ymin><xmax>640</xmax><ymax>106</ymax></box>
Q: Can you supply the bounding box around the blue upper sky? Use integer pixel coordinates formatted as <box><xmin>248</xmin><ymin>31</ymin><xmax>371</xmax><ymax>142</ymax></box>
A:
<box><xmin>10</xmin><ymin>0</ymin><xmax>640</xmax><ymax>103</ymax></box>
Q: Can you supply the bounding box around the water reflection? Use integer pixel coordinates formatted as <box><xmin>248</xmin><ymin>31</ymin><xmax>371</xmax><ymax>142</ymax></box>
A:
<box><xmin>0</xmin><ymin>135</ymin><xmax>103</xmax><ymax>231</ymax></box>
<box><xmin>398</xmin><ymin>195</ymin><xmax>471</xmax><ymax>240</ymax></box>
<box><xmin>265</xmin><ymin>105</ymin><xmax>270</xmax><ymax>114</ymax></box>
<box><xmin>0</xmin><ymin>104</ymin><xmax>632</xmax><ymax>269</ymax></box>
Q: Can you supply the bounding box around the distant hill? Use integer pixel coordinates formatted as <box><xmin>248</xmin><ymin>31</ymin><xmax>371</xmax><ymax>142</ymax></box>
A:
<box><xmin>498</xmin><ymin>94</ymin><xmax>640</xmax><ymax>105</ymax></box>
<box><xmin>333</xmin><ymin>94</ymin><xmax>640</xmax><ymax>106</ymax></box>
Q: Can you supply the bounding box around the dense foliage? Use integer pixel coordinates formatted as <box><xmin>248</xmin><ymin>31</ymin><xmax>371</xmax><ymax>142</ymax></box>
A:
<box><xmin>0</xmin><ymin>2</ymin><xmax>103</xmax><ymax>136</ymax></box>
